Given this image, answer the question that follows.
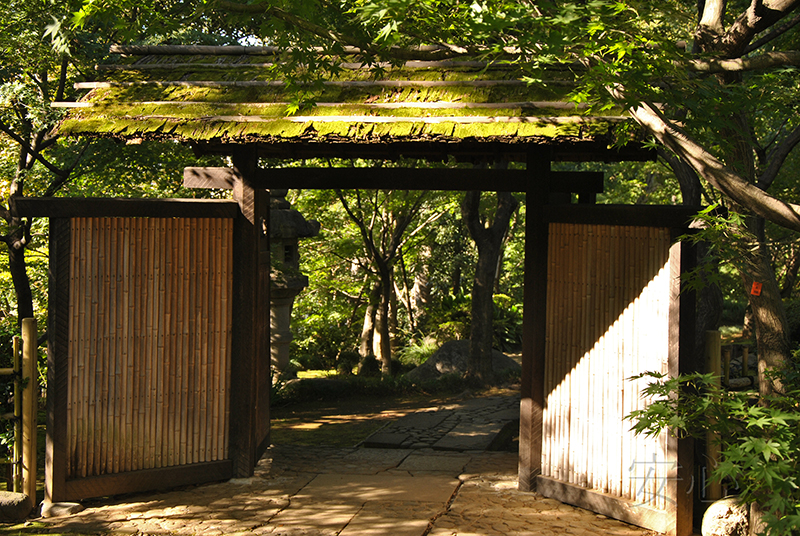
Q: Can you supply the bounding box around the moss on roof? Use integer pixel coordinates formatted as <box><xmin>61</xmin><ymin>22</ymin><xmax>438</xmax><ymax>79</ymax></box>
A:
<box><xmin>57</xmin><ymin>48</ymin><xmax>628</xmax><ymax>146</ymax></box>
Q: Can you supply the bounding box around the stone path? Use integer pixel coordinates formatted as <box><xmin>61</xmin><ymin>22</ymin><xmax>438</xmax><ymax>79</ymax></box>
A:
<box><xmin>6</xmin><ymin>393</ymin><xmax>660</xmax><ymax>535</ymax></box>
<box><xmin>25</xmin><ymin>445</ymin><xmax>656</xmax><ymax>536</ymax></box>
<box><xmin>363</xmin><ymin>395</ymin><xmax>520</xmax><ymax>451</ymax></box>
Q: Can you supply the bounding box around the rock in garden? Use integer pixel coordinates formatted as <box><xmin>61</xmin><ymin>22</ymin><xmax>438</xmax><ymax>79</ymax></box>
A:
<box><xmin>0</xmin><ymin>492</ymin><xmax>32</xmax><ymax>522</ymax></box>
<box><xmin>405</xmin><ymin>340</ymin><xmax>521</xmax><ymax>383</ymax></box>
<box><xmin>702</xmin><ymin>497</ymin><xmax>749</xmax><ymax>536</ymax></box>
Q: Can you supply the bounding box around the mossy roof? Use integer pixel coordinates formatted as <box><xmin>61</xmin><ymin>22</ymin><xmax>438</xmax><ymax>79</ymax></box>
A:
<box><xmin>56</xmin><ymin>45</ymin><xmax>631</xmax><ymax>155</ymax></box>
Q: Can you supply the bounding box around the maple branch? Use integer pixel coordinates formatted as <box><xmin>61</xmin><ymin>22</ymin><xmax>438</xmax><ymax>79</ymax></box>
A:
<box><xmin>0</xmin><ymin>119</ymin><xmax>69</xmax><ymax>179</ymax></box>
<box><xmin>688</xmin><ymin>50</ymin><xmax>800</xmax><ymax>72</ymax></box>
<box><xmin>757</xmin><ymin>124</ymin><xmax>800</xmax><ymax>190</ymax></box>
<box><xmin>744</xmin><ymin>12</ymin><xmax>800</xmax><ymax>53</ymax></box>
<box><xmin>624</xmin><ymin>96</ymin><xmax>800</xmax><ymax>232</ymax></box>
<box><xmin>212</xmin><ymin>0</ymin><xmax>470</xmax><ymax>60</ymax></box>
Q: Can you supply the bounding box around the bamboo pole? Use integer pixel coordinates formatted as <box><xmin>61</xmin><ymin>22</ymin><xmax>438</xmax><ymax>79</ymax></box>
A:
<box><xmin>553</xmin><ymin>223</ymin><xmax>565</xmax><ymax>477</ymax></box>
<box><xmin>706</xmin><ymin>330</ymin><xmax>723</xmax><ymax>501</ymax></box>
<box><xmin>99</xmin><ymin>219</ymin><xmax>111</xmax><ymax>475</ymax></box>
<box><xmin>542</xmin><ymin>224</ymin><xmax>556</xmax><ymax>478</ymax></box>
<box><xmin>12</xmin><ymin>335</ymin><xmax>22</xmax><ymax>493</ymax></box>
<box><xmin>742</xmin><ymin>347</ymin><xmax>750</xmax><ymax>377</ymax></box>
<box><xmin>596</xmin><ymin>226</ymin><xmax>608</xmax><ymax>494</ymax></box>
<box><xmin>222</xmin><ymin>219</ymin><xmax>233</xmax><ymax>459</ymax></box>
<box><xmin>212</xmin><ymin>221</ymin><xmax>224</xmax><ymax>461</ymax></box>
<box><xmin>723</xmin><ymin>347</ymin><xmax>731</xmax><ymax>386</ymax></box>
<box><xmin>620</xmin><ymin>227</ymin><xmax>632</xmax><ymax>501</ymax></box>
<box><xmin>134</xmin><ymin>218</ymin><xmax>147</xmax><ymax>471</ymax></box>
<box><xmin>122</xmin><ymin>218</ymin><xmax>134</xmax><ymax>473</ymax></box>
<box><xmin>181</xmin><ymin>218</ymin><xmax>191</xmax><ymax>465</ymax></box>
<box><xmin>21</xmin><ymin>317</ymin><xmax>37</xmax><ymax>501</ymax></box>
<box><xmin>166</xmin><ymin>220</ymin><xmax>177</xmax><ymax>467</ymax></box>
<box><xmin>201</xmin><ymin>218</ymin><xmax>211</xmax><ymax>462</ymax></box>
<box><xmin>112</xmin><ymin>219</ymin><xmax>123</xmax><ymax>474</ymax></box>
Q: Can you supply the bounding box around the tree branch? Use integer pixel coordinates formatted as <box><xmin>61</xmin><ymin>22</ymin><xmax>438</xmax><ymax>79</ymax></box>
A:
<box><xmin>744</xmin><ymin>12</ymin><xmax>800</xmax><ymax>53</ymax></box>
<box><xmin>213</xmin><ymin>0</ymin><xmax>470</xmax><ymax>60</ymax></box>
<box><xmin>626</xmin><ymin>98</ymin><xmax>800</xmax><ymax>232</ymax></box>
<box><xmin>721</xmin><ymin>0</ymin><xmax>800</xmax><ymax>56</ymax></box>
<box><xmin>0</xmin><ymin>119</ymin><xmax>69</xmax><ymax>179</ymax></box>
<box><xmin>215</xmin><ymin>0</ymin><xmax>376</xmax><ymax>53</ymax></box>
<box><xmin>757</xmin><ymin>124</ymin><xmax>800</xmax><ymax>190</ymax></box>
<box><xmin>688</xmin><ymin>50</ymin><xmax>800</xmax><ymax>72</ymax></box>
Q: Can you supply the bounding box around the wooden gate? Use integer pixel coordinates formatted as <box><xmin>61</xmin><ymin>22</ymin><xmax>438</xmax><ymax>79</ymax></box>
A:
<box><xmin>520</xmin><ymin>205</ymin><xmax>696</xmax><ymax>536</ymax></box>
<box><xmin>22</xmin><ymin>196</ymin><xmax>272</xmax><ymax>502</ymax></box>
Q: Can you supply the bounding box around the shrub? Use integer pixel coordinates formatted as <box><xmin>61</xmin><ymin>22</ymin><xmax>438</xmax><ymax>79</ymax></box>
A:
<box><xmin>395</xmin><ymin>338</ymin><xmax>439</xmax><ymax>367</ymax></box>
<box><xmin>627</xmin><ymin>364</ymin><xmax>800</xmax><ymax>535</ymax></box>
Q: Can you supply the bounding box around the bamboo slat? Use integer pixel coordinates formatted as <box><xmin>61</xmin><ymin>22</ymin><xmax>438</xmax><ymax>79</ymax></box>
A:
<box><xmin>65</xmin><ymin>216</ymin><xmax>234</xmax><ymax>480</ymax></box>
<box><xmin>542</xmin><ymin>223</ymin><xmax>674</xmax><ymax>511</ymax></box>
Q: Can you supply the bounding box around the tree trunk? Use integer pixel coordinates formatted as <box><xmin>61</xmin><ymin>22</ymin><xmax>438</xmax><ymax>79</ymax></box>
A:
<box><xmin>741</xmin><ymin>216</ymin><xmax>789</xmax><ymax>397</ymax></box>
<box><xmin>7</xmin><ymin>224</ymin><xmax>34</xmax><ymax>323</ymax></box>
<box><xmin>462</xmin><ymin>189</ymin><xmax>519</xmax><ymax>382</ymax></box>
<box><xmin>358</xmin><ymin>282</ymin><xmax>379</xmax><ymax>372</ymax></box>
<box><xmin>377</xmin><ymin>268</ymin><xmax>393</xmax><ymax>374</ymax></box>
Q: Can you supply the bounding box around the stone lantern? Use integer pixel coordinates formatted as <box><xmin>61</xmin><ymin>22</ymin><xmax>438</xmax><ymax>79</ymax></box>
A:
<box><xmin>269</xmin><ymin>189</ymin><xmax>319</xmax><ymax>381</ymax></box>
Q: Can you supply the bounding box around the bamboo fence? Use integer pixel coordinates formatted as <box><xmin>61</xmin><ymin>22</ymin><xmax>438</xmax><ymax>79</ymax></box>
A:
<box><xmin>541</xmin><ymin>223</ymin><xmax>673</xmax><ymax>510</ymax></box>
<box><xmin>66</xmin><ymin>217</ymin><xmax>233</xmax><ymax>478</ymax></box>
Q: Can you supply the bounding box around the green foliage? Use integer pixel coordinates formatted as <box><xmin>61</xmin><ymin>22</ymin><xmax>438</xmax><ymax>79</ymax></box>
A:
<box><xmin>628</xmin><ymin>368</ymin><xmax>800</xmax><ymax>535</ymax></box>
<box><xmin>492</xmin><ymin>294</ymin><xmax>523</xmax><ymax>352</ymax></box>
<box><xmin>395</xmin><ymin>338</ymin><xmax>439</xmax><ymax>367</ymax></box>
<box><xmin>271</xmin><ymin>367</ymin><xmax>498</xmax><ymax>407</ymax></box>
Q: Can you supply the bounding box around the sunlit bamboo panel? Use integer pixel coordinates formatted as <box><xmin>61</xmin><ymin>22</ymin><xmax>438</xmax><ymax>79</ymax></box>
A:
<box><xmin>66</xmin><ymin>217</ymin><xmax>233</xmax><ymax>479</ymax></box>
<box><xmin>541</xmin><ymin>223</ymin><xmax>672</xmax><ymax>511</ymax></box>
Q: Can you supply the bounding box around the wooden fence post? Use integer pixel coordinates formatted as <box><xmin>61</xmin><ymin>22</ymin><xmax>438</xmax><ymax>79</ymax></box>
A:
<box><xmin>21</xmin><ymin>317</ymin><xmax>37</xmax><ymax>504</ymax></box>
<box><xmin>705</xmin><ymin>329</ymin><xmax>722</xmax><ymax>501</ymax></box>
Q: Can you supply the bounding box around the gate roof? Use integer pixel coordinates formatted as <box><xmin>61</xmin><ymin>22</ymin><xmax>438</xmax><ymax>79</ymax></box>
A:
<box><xmin>54</xmin><ymin>45</ymin><xmax>650</xmax><ymax>162</ymax></box>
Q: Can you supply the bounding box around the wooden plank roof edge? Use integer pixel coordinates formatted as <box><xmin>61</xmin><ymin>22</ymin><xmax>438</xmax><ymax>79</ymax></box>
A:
<box><xmin>74</xmin><ymin>79</ymin><xmax>542</xmax><ymax>89</ymax></box>
<box><xmin>60</xmin><ymin>114</ymin><xmax>625</xmax><ymax>124</ymax></box>
<box><xmin>96</xmin><ymin>60</ymin><xmax>519</xmax><ymax>71</ymax></box>
<box><xmin>52</xmin><ymin>100</ymin><xmax>591</xmax><ymax>110</ymax></box>
<box><xmin>109</xmin><ymin>44</ymin><xmax>523</xmax><ymax>57</ymax></box>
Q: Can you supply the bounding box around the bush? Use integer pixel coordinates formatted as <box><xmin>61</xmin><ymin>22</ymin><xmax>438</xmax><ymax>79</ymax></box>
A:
<box><xmin>628</xmin><ymin>364</ymin><xmax>800</xmax><ymax>535</ymax></box>
<box><xmin>395</xmin><ymin>338</ymin><xmax>439</xmax><ymax>367</ymax></box>
<box><xmin>492</xmin><ymin>294</ymin><xmax>523</xmax><ymax>352</ymax></box>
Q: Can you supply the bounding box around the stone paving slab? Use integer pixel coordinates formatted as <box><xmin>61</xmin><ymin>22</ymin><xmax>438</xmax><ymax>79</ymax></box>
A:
<box><xmin>339</xmin><ymin>501</ymin><xmax>440</xmax><ymax>536</ymax></box>
<box><xmin>294</xmin><ymin>473</ymin><xmax>459</xmax><ymax>504</ymax></box>
<box><xmin>396</xmin><ymin>452</ymin><xmax>471</xmax><ymax>475</ymax></box>
<box><xmin>363</xmin><ymin>394</ymin><xmax>521</xmax><ymax>451</ymax></box>
<box><xmin>433</xmin><ymin>422</ymin><xmax>505</xmax><ymax>451</ymax></box>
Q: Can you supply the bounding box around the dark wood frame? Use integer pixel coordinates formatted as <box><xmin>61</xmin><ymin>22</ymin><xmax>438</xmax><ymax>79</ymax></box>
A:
<box><xmin>518</xmin><ymin>192</ymin><xmax>698</xmax><ymax>536</ymax></box>
<box><xmin>20</xmin><ymin>198</ymin><xmax>268</xmax><ymax>502</ymax></box>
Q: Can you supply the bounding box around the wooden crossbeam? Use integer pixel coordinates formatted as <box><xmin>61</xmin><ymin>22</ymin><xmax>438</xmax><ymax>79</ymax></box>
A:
<box><xmin>183</xmin><ymin>166</ymin><xmax>604</xmax><ymax>194</ymax></box>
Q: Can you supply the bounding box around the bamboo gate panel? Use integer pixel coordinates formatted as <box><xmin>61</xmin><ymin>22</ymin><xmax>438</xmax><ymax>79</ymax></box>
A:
<box><xmin>52</xmin><ymin>215</ymin><xmax>235</xmax><ymax>499</ymax></box>
<box><xmin>538</xmin><ymin>222</ymin><xmax>677</xmax><ymax>530</ymax></box>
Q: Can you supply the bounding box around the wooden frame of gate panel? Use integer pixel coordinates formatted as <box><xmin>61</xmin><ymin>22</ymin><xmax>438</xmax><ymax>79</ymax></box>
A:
<box><xmin>20</xmin><ymin>197</ymin><xmax>270</xmax><ymax>502</ymax></box>
<box><xmin>520</xmin><ymin>203</ymin><xmax>697</xmax><ymax>536</ymax></box>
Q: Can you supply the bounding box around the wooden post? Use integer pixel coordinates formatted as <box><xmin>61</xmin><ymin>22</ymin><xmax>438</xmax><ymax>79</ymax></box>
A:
<box><xmin>723</xmin><ymin>347</ymin><xmax>731</xmax><ymax>386</ymax></box>
<box><xmin>22</xmin><ymin>317</ymin><xmax>38</xmax><ymax>504</ymax></box>
<box><xmin>742</xmin><ymin>346</ymin><xmax>750</xmax><ymax>377</ymax></box>
<box><xmin>519</xmin><ymin>148</ymin><xmax>551</xmax><ymax>492</ymax></box>
<box><xmin>13</xmin><ymin>335</ymin><xmax>22</xmax><ymax>493</ymax></box>
<box><xmin>705</xmin><ymin>330</ymin><xmax>722</xmax><ymax>501</ymax></box>
<box><xmin>228</xmin><ymin>149</ymin><xmax>271</xmax><ymax>477</ymax></box>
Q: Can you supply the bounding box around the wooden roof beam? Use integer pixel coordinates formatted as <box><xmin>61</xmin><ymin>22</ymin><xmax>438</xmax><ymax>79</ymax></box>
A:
<box><xmin>183</xmin><ymin>166</ymin><xmax>604</xmax><ymax>194</ymax></box>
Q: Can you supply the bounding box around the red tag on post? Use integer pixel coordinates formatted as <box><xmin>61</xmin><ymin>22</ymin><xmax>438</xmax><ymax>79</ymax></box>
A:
<box><xmin>751</xmin><ymin>282</ymin><xmax>763</xmax><ymax>296</ymax></box>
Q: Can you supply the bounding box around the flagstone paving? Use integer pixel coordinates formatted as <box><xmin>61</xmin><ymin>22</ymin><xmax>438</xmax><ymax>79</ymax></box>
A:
<box><xmin>7</xmin><ymin>393</ymin><xmax>660</xmax><ymax>535</ymax></box>
<box><xmin>20</xmin><ymin>445</ymin><xmax>657</xmax><ymax>536</ymax></box>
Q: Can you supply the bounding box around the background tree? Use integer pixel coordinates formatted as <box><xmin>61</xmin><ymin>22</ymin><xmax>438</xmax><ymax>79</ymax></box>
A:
<box><xmin>462</xmin><ymin>190</ymin><xmax>519</xmax><ymax>381</ymax></box>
